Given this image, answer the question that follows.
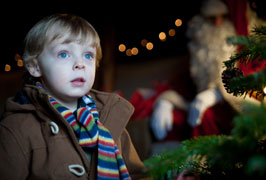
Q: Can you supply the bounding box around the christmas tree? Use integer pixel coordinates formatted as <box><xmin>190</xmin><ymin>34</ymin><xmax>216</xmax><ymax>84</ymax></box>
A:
<box><xmin>144</xmin><ymin>26</ymin><xmax>266</xmax><ymax>180</ymax></box>
<box><xmin>222</xmin><ymin>25</ymin><xmax>266</xmax><ymax>100</ymax></box>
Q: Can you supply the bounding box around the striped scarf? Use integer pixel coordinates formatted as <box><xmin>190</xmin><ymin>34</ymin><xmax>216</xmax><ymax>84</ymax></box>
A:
<box><xmin>49</xmin><ymin>94</ymin><xmax>131</xmax><ymax>180</ymax></box>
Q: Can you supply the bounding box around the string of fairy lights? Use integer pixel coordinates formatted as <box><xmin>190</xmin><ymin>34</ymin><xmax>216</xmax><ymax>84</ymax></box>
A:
<box><xmin>4</xmin><ymin>54</ymin><xmax>24</xmax><ymax>72</ymax></box>
<box><xmin>3</xmin><ymin>17</ymin><xmax>266</xmax><ymax>95</ymax></box>
<box><xmin>3</xmin><ymin>18</ymin><xmax>183</xmax><ymax>72</ymax></box>
<box><xmin>117</xmin><ymin>18</ymin><xmax>183</xmax><ymax>56</ymax></box>
<box><xmin>116</xmin><ymin>18</ymin><xmax>266</xmax><ymax>95</ymax></box>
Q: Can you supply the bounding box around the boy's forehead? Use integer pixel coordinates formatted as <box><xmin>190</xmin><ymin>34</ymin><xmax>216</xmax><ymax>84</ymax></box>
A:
<box><xmin>46</xmin><ymin>25</ymin><xmax>96</xmax><ymax>48</ymax></box>
<box><xmin>47</xmin><ymin>34</ymin><xmax>96</xmax><ymax>50</ymax></box>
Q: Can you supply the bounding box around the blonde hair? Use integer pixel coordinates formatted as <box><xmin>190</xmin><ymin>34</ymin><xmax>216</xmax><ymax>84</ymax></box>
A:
<box><xmin>22</xmin><ymin>13</ymin><xmax>102</xmax><ymax>67</ymax></box>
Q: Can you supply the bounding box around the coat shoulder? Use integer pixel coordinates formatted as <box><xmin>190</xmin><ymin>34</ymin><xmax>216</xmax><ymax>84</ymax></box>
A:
<box><xmin>90</xmin><ymin>89</ymin><xmax>134</xmax><ymax>111</ymax></box>
<box><xmin>90</xmin><ymin>89</ymin><xmax>135</xmax><ymax>141</ymax></box>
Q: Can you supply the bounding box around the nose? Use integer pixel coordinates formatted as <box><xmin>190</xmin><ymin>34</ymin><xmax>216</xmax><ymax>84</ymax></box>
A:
<box><xmin>73</xmin><ymin>59</ymin><xmax>85</xmax><ymax>70</ymax></box>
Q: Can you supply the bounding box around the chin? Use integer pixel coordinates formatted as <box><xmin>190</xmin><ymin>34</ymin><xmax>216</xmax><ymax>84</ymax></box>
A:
<box><xmin>68</xmin><ymin>91</ymin><xmax>88</xmax><ymax>98</ymax></box>
<box><xmin>63</xmin><ymin>86</ymin><xmax>91</xmax><ymax>98</ymax></box>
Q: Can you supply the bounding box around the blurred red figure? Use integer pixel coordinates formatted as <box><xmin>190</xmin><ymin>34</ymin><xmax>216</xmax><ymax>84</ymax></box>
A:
<box><xmin>127</xmin><ymin>0</ymin><xmax>266</xmax><ymax>161</ymax></box>
<box><xmin>151</xmin><ymin>0</ymin><xmax>266</xmax><ymax>142</ymax></box>
<box><xmin>151</xmin><ymin>0</ymin><xmax>236</xmax><ymax>141</ymax></box>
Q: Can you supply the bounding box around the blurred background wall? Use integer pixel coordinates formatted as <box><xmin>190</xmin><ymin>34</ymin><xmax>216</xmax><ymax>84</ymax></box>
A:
<box><xmin>0</xmin><ymin>2</ymin><xmax>200</xmax><ymax>115</ymax></box>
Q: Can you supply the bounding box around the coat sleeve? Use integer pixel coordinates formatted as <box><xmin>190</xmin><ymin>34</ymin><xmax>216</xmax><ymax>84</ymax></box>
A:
<box><xmin>118</xmin><ymin>129</ymin><xmax>152</xmax><ymax>180</ymax></box>
<box><xmin>0</xmin><ymin>125</ymin><xmax>29</xmax><ymax>180</ymax></box>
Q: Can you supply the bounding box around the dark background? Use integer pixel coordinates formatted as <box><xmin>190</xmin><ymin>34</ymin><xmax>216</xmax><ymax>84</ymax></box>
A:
<box><xmin>0</xmin><ymin>1</ymin><xmax>206</xmax><ymax>114</ymax></box>
<box><xmin>2</xmin><ymin>0</ymin><xmax>266</xmax><ymax>72</ymax></box>
<box><xmin>1</xmin><ymin>1</ymin><xmax>203</xmax><ymax>72</ymax></box>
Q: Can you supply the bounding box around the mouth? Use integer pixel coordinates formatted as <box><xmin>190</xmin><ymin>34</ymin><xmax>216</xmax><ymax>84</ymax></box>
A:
<box><xmin>71</xmin><ymin>77</ymin><xmax>86</xmax><ymax>87</ymax></box>
<box><xmin>71</xmin><ymin>78</ymin><xmax>86</xmax><ymax>82</ymax></box>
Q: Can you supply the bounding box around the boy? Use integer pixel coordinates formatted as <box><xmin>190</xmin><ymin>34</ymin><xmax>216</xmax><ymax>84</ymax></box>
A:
<box><xmin>0</xmin><ymin>14</ymin><xmax>146</xmax><ymax>180</ymax></box>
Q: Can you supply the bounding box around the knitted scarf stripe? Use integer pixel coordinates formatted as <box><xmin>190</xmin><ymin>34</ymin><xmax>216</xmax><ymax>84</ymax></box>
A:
<box><xmin>49</xmin><ymin>96</ymin><xmax>131</xmax><ymax>180</ymax></box>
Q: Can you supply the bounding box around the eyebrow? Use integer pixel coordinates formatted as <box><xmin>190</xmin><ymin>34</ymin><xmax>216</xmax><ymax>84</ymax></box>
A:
<box><xmin>84</xmin><ymin>46</ymin><xmax>96</xmax><ymax>51</ymax></box>
<box><xmin>61</xmin><ymin>37</ymin><xmax>97</xmax><ymax>48</ymax></box>
<box><xmin>49</xmin><ymin>41</ymin><xmax>96</xmax><ymax>53</ymax></box>
<box><xmin>52</xmin><ymin>38</ymin><xmax>97</xmax><ymax>49</ymax></box>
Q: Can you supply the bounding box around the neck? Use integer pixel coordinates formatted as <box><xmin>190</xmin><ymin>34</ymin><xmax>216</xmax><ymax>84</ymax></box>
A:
<box><xmin>55</xmin><ymin>98</ymin><xmax>78</xmax><ymax>112</ymax></box>
<box><xmin>39</xmin><ymin>81</ymin><xmax>79</xmax><ymax>112</ymax></box>
<box><xmin>46</xmin><ymin>90</ymin><xmax>79</xmax><ymax>112</ymax></box>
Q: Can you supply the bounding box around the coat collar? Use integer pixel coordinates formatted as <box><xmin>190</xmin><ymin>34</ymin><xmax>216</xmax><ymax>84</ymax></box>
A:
<box><xmin>6</xmin><ymin>85</ymin><xmax>134</xmax><ymax>141</ymax></box>
<box><xmin>89</xmin><ymin>89</ymin><xmax>134</xmax><ymax>141</ymax></box>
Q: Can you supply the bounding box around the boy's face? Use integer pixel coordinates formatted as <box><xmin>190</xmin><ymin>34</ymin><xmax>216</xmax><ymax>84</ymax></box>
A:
<box><xmin>32</xmin><ymin>33</ymin><xmax>96</xmax><ymax>102</ymax></box>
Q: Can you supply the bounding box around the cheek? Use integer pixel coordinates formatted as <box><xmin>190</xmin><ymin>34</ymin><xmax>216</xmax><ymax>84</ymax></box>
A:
<box><xmin>54</xmin><ymin>76</ymin><xmax>68</xmax><ymax>86</ymax></box>
<box><xmin>44</xmin><ymin>67</ymin><xmax>70</xmax><ymax>86</ymax></box>
<box><xmin>87</xmin><ymin>71</ymin><xmax>95</xmax><ymax>85</ymax></box>
<box><xmin>86</xmin><ymin>66</ymin><xmax>96</xmax><ymax>86</ymax></box>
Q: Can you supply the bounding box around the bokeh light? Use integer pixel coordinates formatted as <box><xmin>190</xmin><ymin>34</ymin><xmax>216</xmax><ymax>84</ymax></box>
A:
<box><xmin>17</xmin><ymin>60</ymin><xmax>24</xmax><ymax>67</ymax></box>
<box><xmin>146</xmin><ymin>42</ymin><xmax>154</xmax><ymax>50</ymax></box>
<box><xmin>141</xmin><ymin>39</ymin><xmax>148</xmax><ymax>47</ymax></box>
<box><xmin>118</xmin><ymin>44</ymin><xmax>126</xmax><ymax>52</ymax></box>
<box><xmin>159</xmin><ymin>32</ymin><xmax>167</xmax><ymax>41</ymax></box>
<box><xmin>168</xmin><ymin>29</ymin><xmax>176</xmax><ymax>36</ymax></box>
<box><xmin>126</xmin><ymin>49</ymin><xmax>132</xmax><ymax>56</ymax></box>
<box><xmin>175</xmin><ymin>19</ymin><xmax>182</xmax><ymax>27</ymax></box>
<box><xmin>5</xmin><ymin>64</ymin><xmax>11</xmax><ymax>72</ymax></box>
<box><xmin>131</xmin><ymin>47</ymin><xmax>139</xmax><ymax>55</ymax></box>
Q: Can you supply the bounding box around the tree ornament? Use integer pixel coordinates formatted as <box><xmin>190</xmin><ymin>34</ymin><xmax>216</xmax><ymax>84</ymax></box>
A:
<box><xmin>222</xmin><ymin>67</ymin><xmax>243</xmax><ymax>96</ymax></box>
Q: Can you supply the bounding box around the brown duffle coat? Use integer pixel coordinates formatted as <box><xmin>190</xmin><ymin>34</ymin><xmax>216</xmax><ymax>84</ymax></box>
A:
<box><xmin>0</xmin><ymin>85</ymin><xmax>147</xmax><ymax>180</ymax></box>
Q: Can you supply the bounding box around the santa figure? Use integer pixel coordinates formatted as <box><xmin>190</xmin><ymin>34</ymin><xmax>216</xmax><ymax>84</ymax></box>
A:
<box><xmin>151</xmin><ymin>0</ymin><xmax>265</xmax><ymax>141</ymax></box>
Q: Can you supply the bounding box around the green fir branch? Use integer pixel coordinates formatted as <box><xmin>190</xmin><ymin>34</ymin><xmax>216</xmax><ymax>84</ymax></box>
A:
<box><xmin>224</xmin><ymin>38</ymin><xmax>266</xmax><ymax>69</ymax></box>
<box><xmin>228</xmin><ymin>69</ymin><xmax>266</xmax><ymax>98</ymax></box>
<box><xmin>144</xmin><ymin>26</ymin><xmax>266</xmax><ymax>180</ymax></box>
<box><xmin>252</xmin><ymin>25</ymin><xmax>266</xmax><ymax>36</ymax></box>
<box><xmin>224</xmin><ymin>25</ymin><xmax>266</xmax><ymax>70</ymax></box>
<box><xmin>144</xmin><ymin>104</ymin><xmax>266</xmax><ymax>180</ymax></box>
<box><xmin>222</xmin><ymin>25</ymin><xmax>266</xmax><ymax>98</ymax></box>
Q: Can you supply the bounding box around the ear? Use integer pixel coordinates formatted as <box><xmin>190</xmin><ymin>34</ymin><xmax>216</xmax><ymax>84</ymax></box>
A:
<box><xmin>25</xmin><ymin>59</ymin><xmax>41</xmax><ymax>77</ymax></box>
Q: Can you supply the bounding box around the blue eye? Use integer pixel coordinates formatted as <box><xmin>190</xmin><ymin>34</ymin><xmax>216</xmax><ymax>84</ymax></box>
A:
<box><xmin>84</xmin><ymin>53</ymin><xmax>92</xmax><ymax>60</ymax></box>
<box><xmin>58</xmin><ymin>52</ymin><xmax>69</xmax><ymax>59</ymax></box>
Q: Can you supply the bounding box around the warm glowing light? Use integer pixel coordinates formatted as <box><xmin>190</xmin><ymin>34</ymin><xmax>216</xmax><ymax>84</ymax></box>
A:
<box><xmin>14</xmin><ymin>53</ymin><xmax>22</xmax><ymax>61</ymax></box>
<box><xmin>17</xmin><ymin>59</ymin><xmax>24</xmax><ymax>67</ymax></box>
<box><xmin>175</xmin><ymin>19</ymin><xmax>182</xmax><ymax>27</ymax></box>
<box><xmin>141</xmin><ymin>39</ymin><xmax>148</xmax><ymax>47</ymax></box>
<box><xmin>118</xmin><ymin>44</ymin><xmax>126</xmax><ymax>52</ymax></box>
<box><xmin>5</xmin><ymin>64</ymin><xmax>11</xmax><ymax>72</ymax></box>
<box><xmin>159</xmin><ymin>32</ymin><xmax>166</xmax><ymax>41</ymax></box>
<box><xmin>126</xmin><ymin>49</ymin><xmax>132</xmax><ymax>56</ymax></box>
<box><xmin>263</xmin><ymin>87</ymin><xmax>266</xmax><ymax>94</ymax></box>
<box><xmin>131</xmin><ymin>47</ymin><xmax>139</xmax><ymax>55</ymax></box>
<box><xmin>168</xmin><ymin>29</ymin><xmax>176</xmax><ymax>36</ymax></box>
<box><xmin>146</xmin><ymin>42</ymin><xmax>154</xmax><ymax>50</ymax></box>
